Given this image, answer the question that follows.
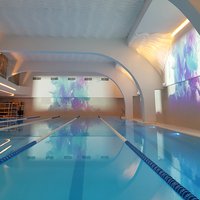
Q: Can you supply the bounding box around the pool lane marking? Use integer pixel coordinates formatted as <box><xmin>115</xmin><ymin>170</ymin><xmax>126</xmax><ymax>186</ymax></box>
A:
<box><xmin>0</xmin><ymin>116</ymin><xmax>79</xmax><ymax>165</ymax></box>
<box><xmin>99</xmin><ymin>117</ymin><xmax>199</xmax><ymax>200</ymax></box>
<box><xmin>68</xmin><ymin>159</ymin><xmax>85</xmax><ymax>200</ymax></box>
<box><xmin>0</xmin><ymin>115</ymin><xmax>60</xmax><ymax>131</ymax></box>
<box><xmin>68</xmin><ymin>115</ymin><xmax>85</xmax><ymax>200</ymax></box>
<box><xmin>0</xmin><ymin>116</ymin><xmax>40</xmax><ymax>125</ymax></box>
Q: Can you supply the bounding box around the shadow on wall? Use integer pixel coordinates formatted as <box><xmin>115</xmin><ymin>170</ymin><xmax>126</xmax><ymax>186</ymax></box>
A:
<box><xmin>133</xmin><ymin>96</ymin><xmax>142</xmax><ymax>120</ymax></box>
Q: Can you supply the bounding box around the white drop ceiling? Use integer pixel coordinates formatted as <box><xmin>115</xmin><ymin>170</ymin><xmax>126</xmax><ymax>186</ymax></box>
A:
<box><xmin>8</xmin><ymin>52</ymin><xmax>114</xmax><ymax>63</ymax></box>
<box><xmin>0</xmin><ymin>0</ymin><xmax>145</xmax><ymax>39</ymax></box>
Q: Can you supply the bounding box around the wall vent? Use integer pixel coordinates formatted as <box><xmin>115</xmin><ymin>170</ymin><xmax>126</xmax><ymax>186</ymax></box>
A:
<box><xmin>84</xmin><ymin>77</ymin><xmax>92</xmax><ymax>81</ymax></box>
<box><xmin>68</xmin><ymin>77</ymin><xmax>76</xmax><ymax>81</ymax></box>
<box><xmin>33</xmin><ymin>77</ymin><xmax>41</xmax><ymax>80</ymax></box>
<box><xmin>101</xmin><ymin>77</ymin><xmax>109</xmax><ymax>81</ymax></box>
<box><xmin>51</xmin><ymin>77</ymin><xmax>58</xmax><ymax>80</ymax></box>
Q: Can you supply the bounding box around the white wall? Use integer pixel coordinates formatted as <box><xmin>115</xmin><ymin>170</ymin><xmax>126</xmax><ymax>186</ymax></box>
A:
<box><xmin>1</xmin><ymin>38</ymin><xmax>162</xmax><ymax>122</ymax></box>
<box><xmin>17</xmin><ymin>63</ymin><xmax>137</xmax><ymax>119</ymax></box>
<box><xmin>0</xmin><ymin>0</ymin><xmax>200</xmax><ymax>123</ymax></box>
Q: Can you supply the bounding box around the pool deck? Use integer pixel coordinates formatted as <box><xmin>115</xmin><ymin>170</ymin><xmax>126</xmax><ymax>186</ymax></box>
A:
<box><xmin>132</xmin><ymin>118</ymin><xmax>200</xmax><ymax>138</ymax></box>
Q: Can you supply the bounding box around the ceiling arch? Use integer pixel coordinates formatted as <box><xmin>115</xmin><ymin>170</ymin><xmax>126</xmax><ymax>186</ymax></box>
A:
<box><xmin>1</xmin><ymin>0</ymin><xmax>191</xmax><ymax>123</ymax></box>
<box><xmin>169</xmin><ymin>0</ymin><xmax>200</xmax><ymax>35</ymax></box>
<box><xmin>13</xmin><ymin>61</ymin><xmax>137</xmax><ymax>120</ymax></box>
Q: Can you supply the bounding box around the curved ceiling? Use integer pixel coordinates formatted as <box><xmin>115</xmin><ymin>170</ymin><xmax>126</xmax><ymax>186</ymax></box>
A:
<box><xmin>132</xmin><ymin>0</ymin><xmax>186</xmax><ymax>36</ymax></box>
<box><xmin>7</xmin><ymin>52</ymin><xmax>115</xmax><ymax>64</ymax></box>
<box><xmin>189</xmin><ymin>0</ymin><xmax>200</xmax><ymax>13</ymax></box>
<box><xmin>0</xmin><ymin>0</ymin><xmax>192</xmax><ymax>83</ymax></box>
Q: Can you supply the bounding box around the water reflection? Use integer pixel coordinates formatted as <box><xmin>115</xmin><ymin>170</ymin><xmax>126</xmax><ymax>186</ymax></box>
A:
<box><xmin>0</xmin><ymin>119</ymin><xmax>61</xmax><ymax>159</ymax></box>
<box><xmin>133</xmin><ymin>123</ymin><xmax>200</xmax><ymax>198</ymax></box>
<box><xmin>0</xmin><ymin>118</ymin><xmax>183</xmax><ymax>200</ymax></box>
<box><xmin>27</xmin><ymin>118</ymin><xmax>125</xmax><ymax>161</ymax></box>
<box><xmin>161</xmin><ymin>129</ymin><xmax>200</xmax><ymax>196</ymax></box>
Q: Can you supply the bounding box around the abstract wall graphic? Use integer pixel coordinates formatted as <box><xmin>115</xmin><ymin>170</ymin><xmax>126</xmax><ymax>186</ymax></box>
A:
<box><xmin>164</xmin><ymin>29</ymin><xmax>200</xmax><ymax>104</ymax></box>
<box><xmin>168</xmin><ymin>76</ymin><xmax>200</xmax><ymax>104</ymax></box>
<box><xmin>32</xmin><ymin>76</ymin><xmax>123</xmax><ymax>111</ymax></box>
<box><xmin>50</xmin><ymin>77</ymin><xmax>91</xmax><ymax>110</ymax></box>
<box><xmin>165</xmin><ymin>29</ymin><xmax>200</xmax><ymax>86</ymax></box>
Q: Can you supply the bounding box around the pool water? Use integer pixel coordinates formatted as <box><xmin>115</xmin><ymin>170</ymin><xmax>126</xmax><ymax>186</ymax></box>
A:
<box><xmin>0</xmin><ymin>117</ymin><xmax>199</xmax><ymax>200</ymax></box>
<box><xmin>105</xmin><ymin>117</ymin><xmax>200</xmax><ymax>198</ymax></box>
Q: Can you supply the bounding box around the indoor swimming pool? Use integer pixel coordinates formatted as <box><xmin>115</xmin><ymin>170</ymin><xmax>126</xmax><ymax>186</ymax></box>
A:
<box><xmin>0</xmin><ymin>116</ymin><xmax>199</xmax><ymax>200</ymax></box>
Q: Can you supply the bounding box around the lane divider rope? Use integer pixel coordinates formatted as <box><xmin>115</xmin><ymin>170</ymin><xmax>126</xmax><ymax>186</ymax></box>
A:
<box><xmin>27</xmin><ymin>116</ymin><xmax>40</xmax><ymax>120</ymax></box>
<box><xmin>99</xmin><ymin>116</ymin><xmax>127</xmax><ymax>142</ymax></box>
<box><xmin>0</xmin><ymin>116</ymin><xmax>60</xmax><ymax>131</ymax></box>
<box><xmin>99</xmin><ymin>116</ymin><xmax>199</xmax><ymax>200</ymax></box>
<box><xmin>0</xmin><ymin>115</ymin><xmax>40</xmax><ymax>125</ymax></box>
<box><xmin>0</xmin><ymin>116</ymin><xmax>79</xmax><ymax>165</ymax></box>
<box><xmin>37</xmin><ymin>116</ymin><xmax>78</xmax><ymax>142</ymax></box>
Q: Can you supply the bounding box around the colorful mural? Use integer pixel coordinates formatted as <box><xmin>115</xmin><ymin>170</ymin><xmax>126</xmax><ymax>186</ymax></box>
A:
<box><xmin>32</xmin><ymin>76</ymin><xmax>123</xmax><ymax>111</ymax></box>
<box><xmin>168</xmin><ymin>76</ymin><xmax>200</xmax><ymax>104</ymax></box>
<box><xmin>50</xmin><ymin>77</ymin><xmax>91</xmax><ymax>110</ymax></box>
<box><xmin>165</xmin><ymin>29</ymin><xmax>200</xmax><ymax>103</ymax></box>
<box><xmin>165</xmin><ymin>29</ymin><xmax>200</xmax><ymax>86</ymax></box>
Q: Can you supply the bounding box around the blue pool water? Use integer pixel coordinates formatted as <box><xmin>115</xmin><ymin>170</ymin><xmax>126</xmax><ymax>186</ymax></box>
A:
<box><xmin>0</xmin><ymin>117</ymin><xmax>199</xmax><ymax>200</ymax></box>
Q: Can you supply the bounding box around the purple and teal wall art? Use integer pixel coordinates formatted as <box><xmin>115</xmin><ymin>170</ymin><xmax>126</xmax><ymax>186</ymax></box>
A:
<box><xmin>32</xmin><ymin>76</ymin><xmax>123</xmax><ymax>111</ymax></box>
<box><xmin>165</xmin><ymin>29</ymin><xmax>200</xmax><ymax>104</ymax></box>
<box><xmin>50</xmin><ymin>77</ymin><xmax>91</xmax><ymax>110</ymax></box>
<box><xmin>165</xmin><ymin>29</ymin><xmax>200</xmax><ymax>86</ymax></box>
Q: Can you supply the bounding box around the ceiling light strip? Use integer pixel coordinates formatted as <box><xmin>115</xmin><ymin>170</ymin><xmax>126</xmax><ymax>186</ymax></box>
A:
<box><xmin>171</xmin><ymin>19</ymin><xmax>190</xmax><ymax>37</ymax></box>
<box><xmin>0</xmin><ymin>89</ymin><xmax>14</xmax><ymax>96</ymax></box>
<box><xmin>0</xmin><ymin>83</ymin><xmax>16</xmax><ymax>91</ymax></box>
